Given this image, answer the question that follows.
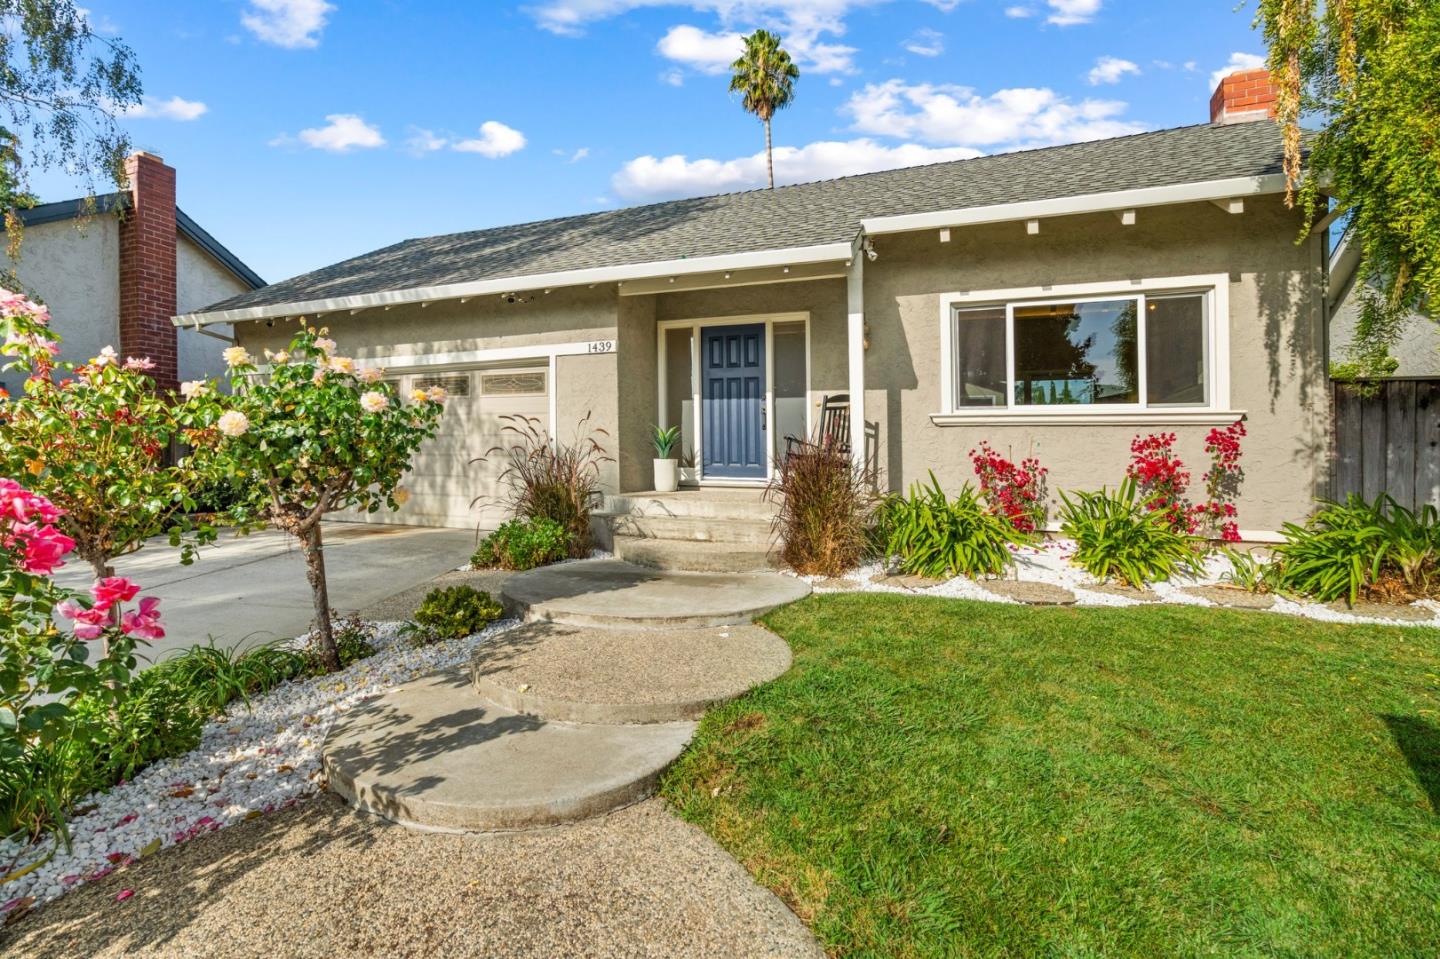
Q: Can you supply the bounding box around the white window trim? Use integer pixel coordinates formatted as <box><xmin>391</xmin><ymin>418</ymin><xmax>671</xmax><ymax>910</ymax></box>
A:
<box><xmin>934</xmin><ymin>273</ymin><xmax>1238</xmax><ymax>426</ymax></box>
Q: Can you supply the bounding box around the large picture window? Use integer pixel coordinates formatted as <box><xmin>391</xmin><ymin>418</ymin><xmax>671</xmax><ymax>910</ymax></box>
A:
<box><xmin>949</xmin><ymin>289</ymin><xmax>1211</xmax><ymax>413</ymax></box>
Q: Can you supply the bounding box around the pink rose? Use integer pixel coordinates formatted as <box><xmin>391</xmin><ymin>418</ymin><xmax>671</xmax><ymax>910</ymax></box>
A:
<box><xmin>57</xmin><ymin>599</ymin><xmax>110</xmax><ymax>640</ymax></box>
<box><xmin>121</xmin><ymin>596</ymin><xmax>164</xmax><ymax>640</ymax></box>
<box><xmin>92</xmin><ymin>576</ymin><xmax>142</xmax><ymax>608</ymax></box>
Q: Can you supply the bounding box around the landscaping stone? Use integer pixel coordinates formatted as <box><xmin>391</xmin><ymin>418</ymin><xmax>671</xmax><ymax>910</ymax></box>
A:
<box><xmin>872</xmin><ymin>572</ymin><xmax>944</xmax><ymax>591</ymax></box>
<box><xmin>982</xmin><ymin>579</ymin><xmax>1077</xmax><ymax>606</ymax></box>
<box><xmin>1181</xmin><ymin>585</ymin><xmax>1277</xmax><ymax>609</ymax></box>
<box><xmin>469</xmin><ymin>621</ymin><xmax>793</xmax><ymax>723</ymax></box>
<box><xmin>1324</xmin><ymin>600</ymin><xmax>1437</xmax><ymax>623</ymax></box>
<box><xmin>1081</xmin><ymin>583</ymin><xmax>1160</xmax><ymax>602</ymax></box>
<box><xmin>813</xmin><ymin>577</ymin><xmax>858</xmax><ymax>591</ymax></box>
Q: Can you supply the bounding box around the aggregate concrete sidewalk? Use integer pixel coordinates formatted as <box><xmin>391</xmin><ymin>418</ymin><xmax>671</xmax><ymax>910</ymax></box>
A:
<box><xmin>52</xmin><ymin>522</ymin><xmax>478</xmax><ymax>663</ymax></box>
<box><xmin>0</xmin><ymin>795</ymin><xmax>825</xmax><ymax>959</ymax></box>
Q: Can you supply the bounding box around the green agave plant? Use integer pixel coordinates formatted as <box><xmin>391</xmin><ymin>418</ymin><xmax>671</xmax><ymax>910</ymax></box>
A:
<box><xmin>875</xmin><ymin>473</ymin><xmax>1024</xmax><ymax>579</ymax></box>
<box><xmin>1058</xmin><ymin>478</ymin><xmax>1206</xmax><ymax>587</ymax></box>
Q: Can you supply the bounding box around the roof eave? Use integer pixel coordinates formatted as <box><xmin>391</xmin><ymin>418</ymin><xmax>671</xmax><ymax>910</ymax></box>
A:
<box><xmin>860</xmin><ymin>173</ymin><xmax>1291</xmax><ymax>236</ymax></box>
<box><xmin>172</xmin><ymin>240</ymin><xmax>856</xmax><ymax>328</ymax></box>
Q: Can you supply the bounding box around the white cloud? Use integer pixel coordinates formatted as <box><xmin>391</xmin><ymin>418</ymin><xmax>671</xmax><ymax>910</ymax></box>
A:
<box><xmin>452</xmin><ymin>121</ymin><xmax>527</xmax><ymax>158</ymax></box>
<box><xmin>903</xmin><ymin>27</ymin><xmax>944</xmax><ymax>57</ymax></box>
<box><xmin>1046</xmin><ymin>0</ymin><xmax>1100</xmax><ymax>26</ymax></box>
<box><xmin>661</xmin><ymin>67</ymin><xmax>686</xmax><ymax>86</ymax></box>
<box><xmin>531</xmin><ymin>1</ymin><xmax>869</xmax><ymax>73</ymax></box>
<box><xmin>241</xmin><ymin>0</ymin><xmax>334</xmax><ymax>49</ymax></box>
<box><xmin>1004</xmin><ymin>5</ymin><xmax>1034</xmax><ymax>17</ymax></box>
<box><xmin>1086</xmin><ymin>55</ymin><xmax>1139</xmax><ymax>85</ymax></box>
<box><xmin>920</xmin><ymin>0</ymin><xmax>960</xmax><ymax>10</ymax></box>
<box><xmin>844</xmin><ymin>79</ymin><xmax>1142</xmax><ymax>148</ymax></box>
<box><xmin>1209</xmin><ymin>51</ymin><xmax>1266</xmax><ymax>89</ymax></box>
<box><xmin>405</xmin><ymin>128</ymin><xmax>447</xmax><ymax>154</ymax></box>
<box><xmin>613</xmin><ymin>137</ymin><xmax>983</xmax><ymax>201</ymax></box>
<box><xmin>657</xmin><ymin>24</ymin><xmax>743</xmax><ymax>73</ymax></box>
<box><xmin>289</xmin><ymin>114</ymin><xmax>385</xmax><ymax>152</ymax></box>
<box><xmin>118</xmin><ymin>95</ymin><xmax>208</xmax><ymax>121</ymax></box>
<box><xmin>568</xmin><ymin>146</ymin><xmax>591</xmax><ymax>162</ymax></box>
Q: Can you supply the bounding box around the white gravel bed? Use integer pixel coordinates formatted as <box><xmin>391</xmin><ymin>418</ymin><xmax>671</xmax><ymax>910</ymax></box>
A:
<box><xmin>797</xmin><ymin>538</ymin><xmax>1440</xmax><ymax>628</ymax></box>
<box><xmin>1</xmin><ymin>618</ymin><xmax>519</xmax><ymax>913</ymax></box>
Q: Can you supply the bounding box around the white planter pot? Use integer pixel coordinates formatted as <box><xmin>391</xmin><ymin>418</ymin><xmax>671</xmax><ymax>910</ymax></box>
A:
<box><xmin>653</xmin><ymin>458</ymin><xmax>679</xmax><ymax>493</ymax></box>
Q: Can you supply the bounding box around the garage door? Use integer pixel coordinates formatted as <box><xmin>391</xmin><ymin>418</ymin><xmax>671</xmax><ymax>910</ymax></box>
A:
<box><xmin>341</xmin><ymin>364</ymin><xmax>551</xmax><ymax>531</ymax></box>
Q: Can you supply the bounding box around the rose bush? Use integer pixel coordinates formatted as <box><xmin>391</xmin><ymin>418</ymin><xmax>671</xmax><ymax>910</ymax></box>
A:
<box><xmin>0</xmin><ymin>478</ymin><xmax>164</xmax><ymax>858</ymax></box>
<box><xmin>199</xmin><ymin>327</ymin><xmax>444</xmax><ymax>670</ymax></box>
<box><xmin>0</xmin><ymin>290</ymin><xmax>224</xmax><ymax>636</ymax></box>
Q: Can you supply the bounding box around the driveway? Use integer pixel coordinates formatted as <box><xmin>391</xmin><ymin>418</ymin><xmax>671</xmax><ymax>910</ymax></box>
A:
<box><xmin>53</xmin><ymin>522</ymin><xmax>478</xmax><ymax>664</ymax></box>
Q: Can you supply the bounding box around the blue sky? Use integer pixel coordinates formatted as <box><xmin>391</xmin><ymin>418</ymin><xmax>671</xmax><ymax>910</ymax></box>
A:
<box><xmin>40</xmin><ymin>1</ymin><xmax>1269</xmax><ymax>284</ymax></box>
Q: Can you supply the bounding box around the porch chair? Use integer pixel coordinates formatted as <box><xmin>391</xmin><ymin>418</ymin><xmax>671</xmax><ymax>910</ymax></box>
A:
<box><xmin>784</xmin><ymin>393</ymin><xmax>851</xmax><ymax>458</ymax></box>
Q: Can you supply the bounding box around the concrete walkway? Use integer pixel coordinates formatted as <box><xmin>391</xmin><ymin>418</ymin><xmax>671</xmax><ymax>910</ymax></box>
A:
<box><xmin>322</xmin><ymin>561</ymin><xmax>810</xmax><ymax>834</ymax></box>
<box><xmin>52</xmin><ymin>522</ymin><xmax>477</xmax><ymax>663</ymax></box>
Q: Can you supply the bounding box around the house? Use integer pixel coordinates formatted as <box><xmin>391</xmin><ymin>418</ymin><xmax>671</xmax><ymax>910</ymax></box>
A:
<box><xmin>2</xmin><ymin>151</ymin><xmax>263</xmax><ymax>397</ymax></box>
<box><xmin>1328</xmin><ymin>233</ymin><xmax>1440</xmax><ymax>376</ymax></box>
<box><xmin>178</xmin><ymin>69</ymin><xmax>1332</xmax><ymax>547</ymax></box>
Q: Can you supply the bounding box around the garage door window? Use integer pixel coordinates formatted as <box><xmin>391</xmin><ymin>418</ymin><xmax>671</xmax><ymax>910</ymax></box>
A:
<box><xmin>480</xmin><ymin>371</ymin><xmax>546</xmax><ymax>396</ymax></box>
<box><xmin>413</xmin><ymin>374</ymin><xmax>472</xmax><ymax>396</ymax></box>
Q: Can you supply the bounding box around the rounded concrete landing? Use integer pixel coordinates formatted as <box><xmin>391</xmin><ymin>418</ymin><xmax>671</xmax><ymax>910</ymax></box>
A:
<box><xmin>470</xmin><ymin>621</ymin><xmax>793</xmax><ymax>723</ymax></box>
<box><xmin>322</xmin><ymin>670</ymin><xmax>695</xmax><ymax>833</ymax></box>
<box><xmin>502</xmin><ymin>559</ymin><xmax>811</xmax><ymax>628</ymax></box>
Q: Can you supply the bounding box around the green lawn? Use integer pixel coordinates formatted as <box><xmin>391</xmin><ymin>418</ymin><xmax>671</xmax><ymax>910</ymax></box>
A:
<box><xmin>661</xmin><ymin>595</ymin><xmax>1440</xmax><ymax>958</ymax></box>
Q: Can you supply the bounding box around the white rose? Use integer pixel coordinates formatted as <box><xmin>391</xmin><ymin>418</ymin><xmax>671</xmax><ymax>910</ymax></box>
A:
<box><xmin>223</xmin><ymin>346</ymin><xmax>254</xmax><ymax>368</ymax></box>
<box><xmin>217</xmin><ymin>410</ymin><xmax>250</xmax><ymax>437</ymax></box>
<box><xmin>359</xmin><ymin>390</ymin><xmax>389</xmax><ymax>413</ymax></box>
<box><xmin>180</xmin><ymin>380</ymin><xmax>208</xmax><ymax>400</ymax></box>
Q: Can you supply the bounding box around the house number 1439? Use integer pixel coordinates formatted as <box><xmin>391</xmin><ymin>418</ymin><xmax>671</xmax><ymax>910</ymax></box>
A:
<box><xmin>586</xmin><ymin>340</ymin><xmax>616</xmax><ymax>354</ymax></box>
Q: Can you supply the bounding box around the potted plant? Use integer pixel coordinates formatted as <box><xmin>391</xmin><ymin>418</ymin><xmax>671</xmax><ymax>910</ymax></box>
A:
<box><xmin>651</xmin><ymin>425</ymin><xmax>681</xmax><ymax>492</ymax></box>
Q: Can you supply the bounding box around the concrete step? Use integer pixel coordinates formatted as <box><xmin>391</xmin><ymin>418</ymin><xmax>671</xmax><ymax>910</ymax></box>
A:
<box><xmin>322</xmin><ymin>670</ymin><xmax>695</xmax><ymax>833</ymax></box>
<box><xmin>608</xmin><ymin>512</ymin><xmax>775</xmax><ymax>546</ymax></box>
<box><xmin>601</xmin><ymin>490</ymin><xmax>776</xmax><ymax>521</ymax></box>
<box><xmin>501</xmin><ymin>559</ymin><xmax>811</xmax><ymax>629</ymax></box>
<box><xmin>469</xmin><ymin>621</ymin><xmax>793</xmax><ymax>724</ymax></box>
<box><xmin>616</xmin><ymin>535</ymin><xmax>778</xmax><ymax>573</ymax></box>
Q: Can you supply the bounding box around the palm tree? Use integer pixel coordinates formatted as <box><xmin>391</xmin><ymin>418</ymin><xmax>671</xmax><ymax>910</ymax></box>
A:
<box><xmin>729</xmin><ymin>29</ymin><xmax>799</xmax><ymax>190</ymax></box>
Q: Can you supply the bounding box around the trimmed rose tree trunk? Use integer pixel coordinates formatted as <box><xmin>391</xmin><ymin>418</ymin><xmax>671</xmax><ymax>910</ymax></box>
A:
<box><xmin>201</xmin><ymin>328</ymin><xmax>445</xmax><ymax>671</ymax></box>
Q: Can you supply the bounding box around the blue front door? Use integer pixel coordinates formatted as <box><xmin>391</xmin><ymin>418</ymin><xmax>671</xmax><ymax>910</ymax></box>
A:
<box><xmin>702</xmin><ymin>324</ymin><xmax>767</xmax><ymax>479</ymax></box>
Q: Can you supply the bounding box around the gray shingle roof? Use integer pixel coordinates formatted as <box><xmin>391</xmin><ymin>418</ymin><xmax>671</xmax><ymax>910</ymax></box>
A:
<box><xmin>199</xmin><ymin>121</ymin><xmax>1288</xmax><ymax>315</ymax></box>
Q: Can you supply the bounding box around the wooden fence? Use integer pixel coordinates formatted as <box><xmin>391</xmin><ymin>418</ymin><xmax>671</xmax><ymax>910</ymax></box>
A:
<box><xmin>1331</xmin><ymin>378</ymin><xmax>1440</xmax><ymax>510</ymax></box>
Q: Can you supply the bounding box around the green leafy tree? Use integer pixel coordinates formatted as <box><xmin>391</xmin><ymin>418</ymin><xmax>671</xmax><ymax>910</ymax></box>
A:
<box><xmin>0</xmin><ymin>291</ymin><xmax>218</xmax><ymax>650</ymax></box>
<box><xmin>0</xmin><ymin>0</ymin><xmax>143</xmax><ymax>265</ymax></box>
<box><xmin>729</xmin><ymin>29</ymin><xmax>799</xmax><ymax>190</ymax></box>
<box><xmin>205</xmin><ymin>328</ymin><xmax>446</xmax><ymax>671</ymax></box>
<box><xmin>1254</xmin><ymin>0</ymin><xmax>1439</xmax><ymax>377</ymax></box>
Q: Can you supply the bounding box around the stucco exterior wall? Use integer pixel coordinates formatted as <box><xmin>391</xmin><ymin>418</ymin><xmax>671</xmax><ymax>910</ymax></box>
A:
<box><xmin>6</xmin><ymin>216</ymin><xmax>120</xmax><ymax>372</ymax></box>
<box><xmin>652</xmin><ymin>278</ymin><xmax>851</xmax><ymax>466</ymax></box>
<box><xmin>176</xmin><ymin>235</ymin><xmax>246</xmax><ymax>383</ymax></box>
<box><xmin>616</xmin><ymin>295</ymin><xmax>658</xmax><ymax>491</ymax></box>
<box><xmin>862</xmin><ymin>195</ymin><xmax>1329</xmax><ymax>532</ymax></box>
<box><xmin>1330</xmin><ymin>276</ymin><xmax>1440</xmax><ymax>377</ymax></box>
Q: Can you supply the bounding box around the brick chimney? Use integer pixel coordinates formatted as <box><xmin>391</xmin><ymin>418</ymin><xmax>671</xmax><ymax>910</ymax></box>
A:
<box><xmin>118</xmin><ymin>151</ymin><xmax>178</xmax><ymax>393</ymax></box>
<box><xmin>1209</xmin><ymin>68</ymin><xmax>1278</xmax><ymax>125</ymax></box>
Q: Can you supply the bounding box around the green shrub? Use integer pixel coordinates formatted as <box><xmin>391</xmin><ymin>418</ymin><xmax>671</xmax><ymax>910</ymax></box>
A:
<box><xmin>411</xmin><ymin>585</ymin><xmax>504</xmax><ymax>641</ymax></box>
<box><xmin>322</xmin><ymin>614</ymin><xmax>378</xmax><ymax>668</ymax></box>
<box><xmin>1220</xmin><ymin>547</ymin><xmax>1278</xmax><ymax>593</ymax></box>
<box><xmin>146</xmin><ymin>641</ymin><xmax>309</xmax><ymax>715</ymax></box>
<box><xmin>1270</xmin><ymin>494</ymin><xmax>1438</xmax><ymax>604</ymax></box>
<box><xmin>766</xmin><ymin>443</ymin><xmax>874</xmax><ymax>576</ymax></box>
<box><xmin>875</xmin><ymin>474</ymin><xmax>1022</xmax><ymax>579</ymax></box>
<box><xmin>474</xmin><ymin>517</ymin><xmax>572</xmax><ymax>571</ymax></box>
<box><xmin>1059</xmin><ymin>479</ymin><xmax>1205</xmax><ymax>586</ymax></box>
<box><xmin>484</xmin><ymin>413</ymin><xmax>610</xmax><ymax>556</ymax></box>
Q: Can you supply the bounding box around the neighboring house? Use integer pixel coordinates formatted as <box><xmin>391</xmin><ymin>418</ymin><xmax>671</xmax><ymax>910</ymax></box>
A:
<box><xmin>2</xmin><ymin>151</ymin><xmax>263</xmax><ymax>397</ymax></box>
<box><xmin>1328</xmin><ymin>233</ymin><xmax>1440</xmax><ymax>376</ymax></box>
<box><xmin>179</xmin><ymin>69</ymin><xmax>1331</xmax><ymax>539</ymax></box>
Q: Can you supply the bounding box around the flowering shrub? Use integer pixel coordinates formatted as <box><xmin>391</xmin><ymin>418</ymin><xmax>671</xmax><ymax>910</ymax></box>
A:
<box><xmin>0</xmin><ymin>478</ymin><xmax>164</xmax><ymax>845</ymax></box>
<box><xmin>969</xmin><ymin>442</ymin><xmax>1049</xmax><ymax>534</ymax></box>
<box><xmin>202</xmin><ymin>327</ymin><xmax>445</xmax><ymax>670</ymax></box>
<box><xmin>0</xmin><ymin>289</ymin><xmax>221</xmax><ymax>609</ymax></box>
<box><xmin>1125</xmin><ymin>422</ymin><xmax>1246</xmax><ymax>543</ymax></box>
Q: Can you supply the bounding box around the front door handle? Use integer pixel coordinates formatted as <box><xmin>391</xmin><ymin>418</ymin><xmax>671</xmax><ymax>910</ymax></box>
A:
<box><xmin>761</xmin><ymin>406</ymin><xmax>767</xmax><ymax>431</ymax></box>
